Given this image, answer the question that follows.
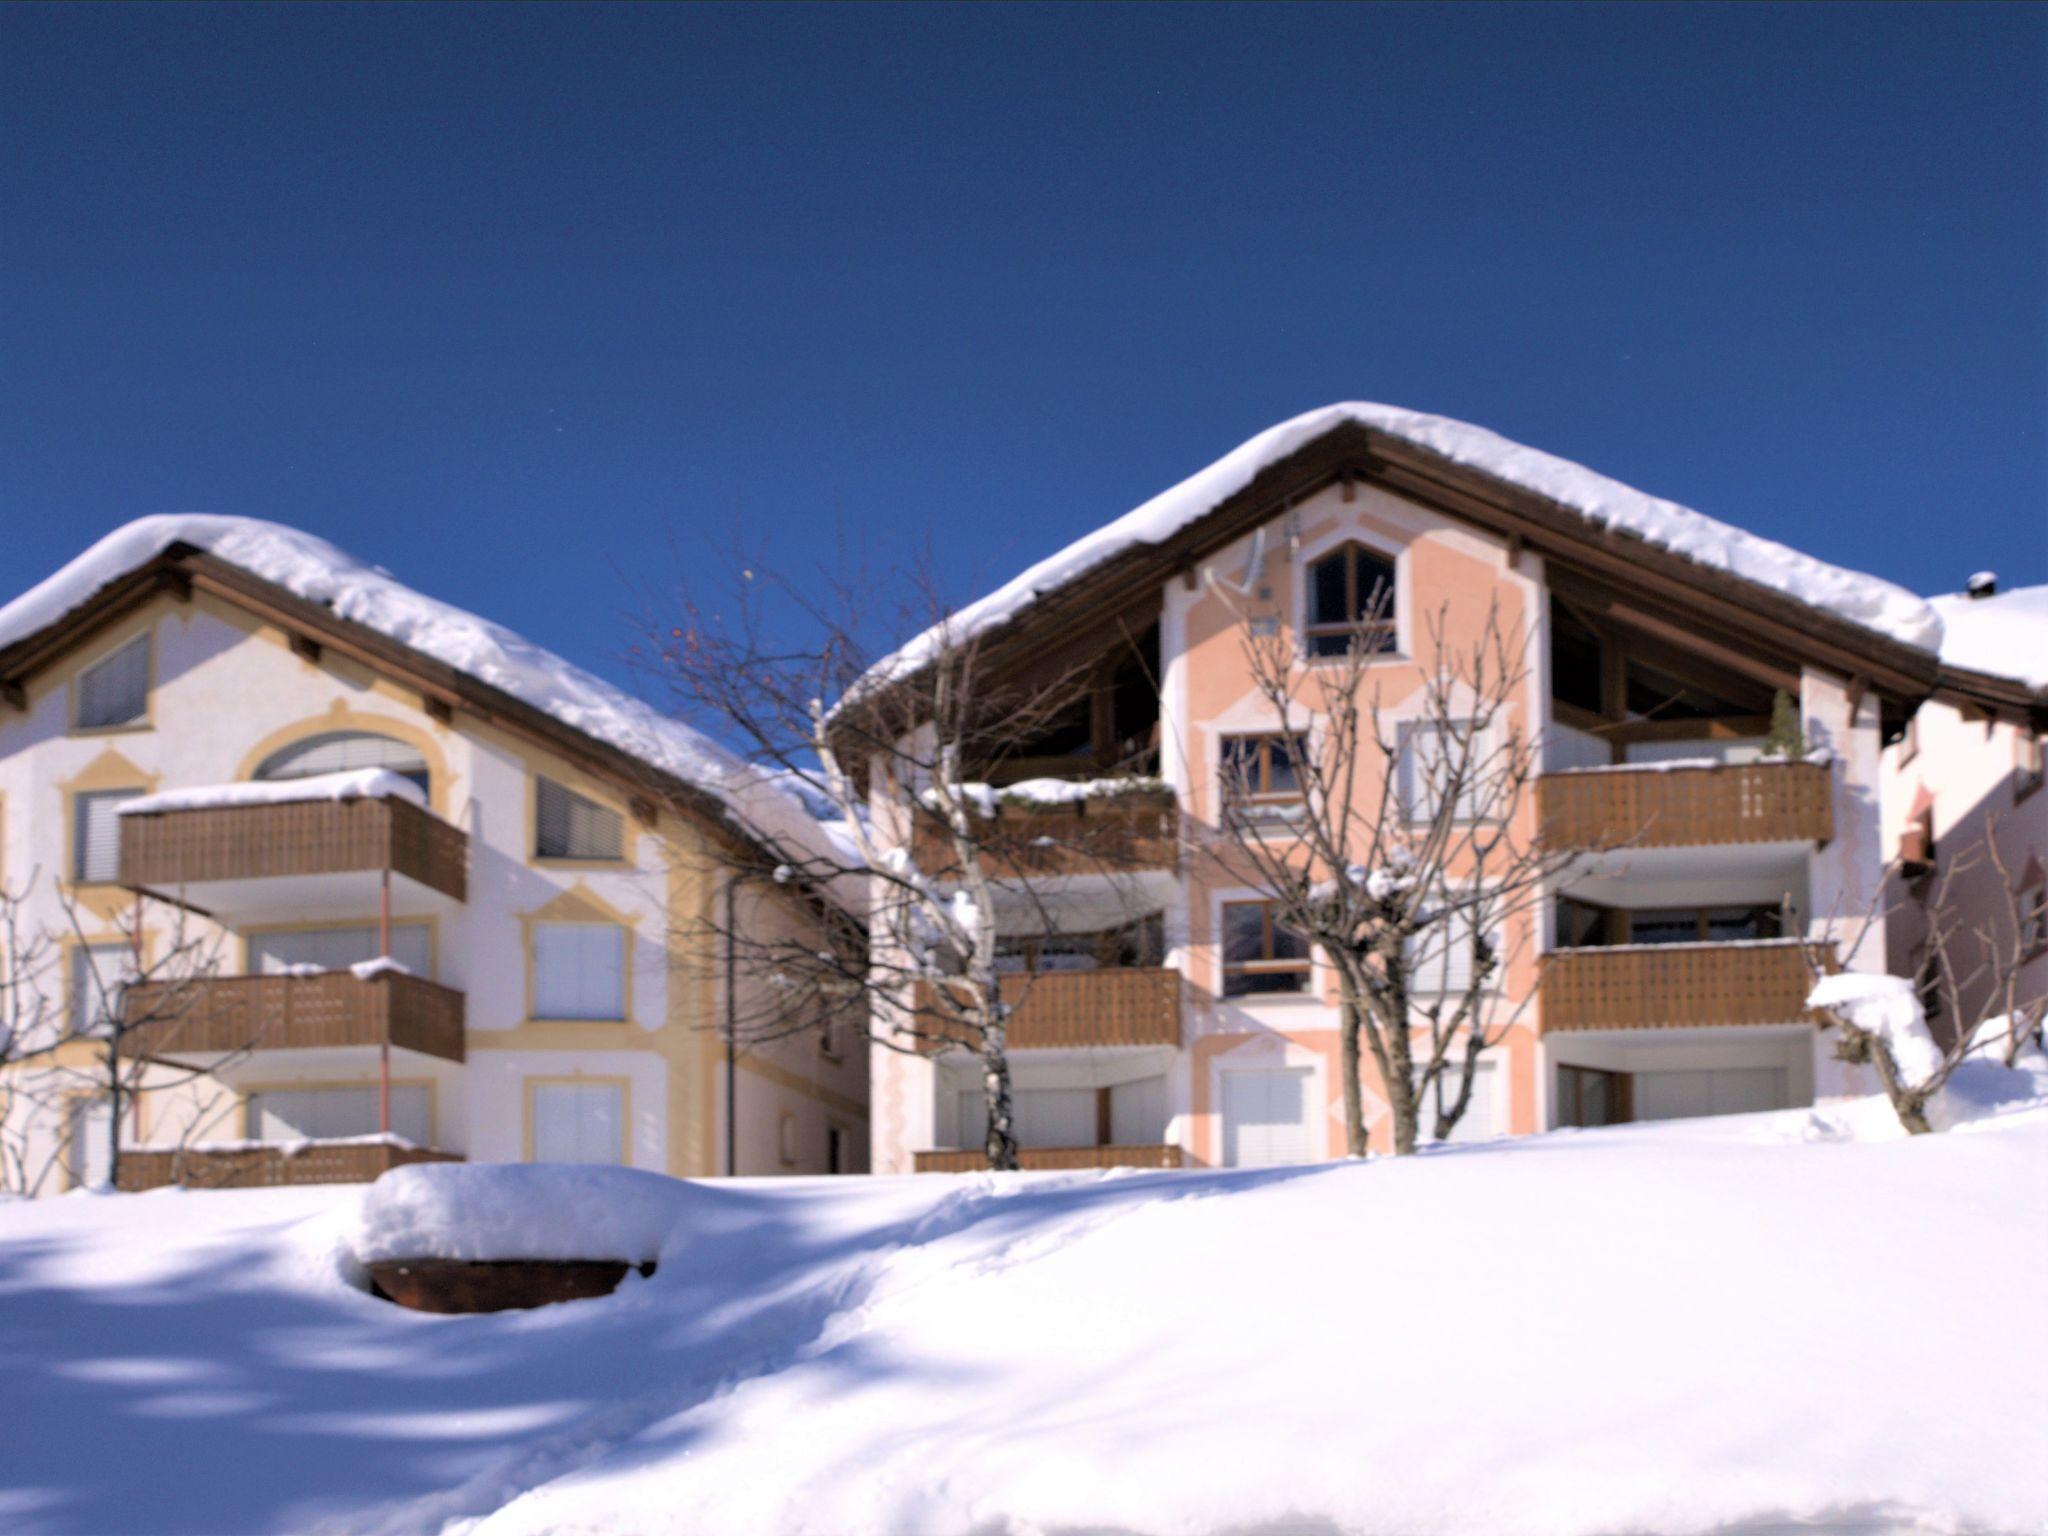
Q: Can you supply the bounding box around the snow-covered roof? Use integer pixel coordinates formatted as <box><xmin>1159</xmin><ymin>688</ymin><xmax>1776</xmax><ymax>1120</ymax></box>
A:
<box><xmin>1928</xmin><ymin>582</ymin><xmax>2048</xmax><ymax>693</ymax></box>
<box><xmin>867</xmin><ymin>403</ymin><xmax>1943</xmax><ymax>688</ymax></box>
<box><xmin>0</xmin><ymin>515</ymin><xmax>849</xmax><ymax>869</ymax></box>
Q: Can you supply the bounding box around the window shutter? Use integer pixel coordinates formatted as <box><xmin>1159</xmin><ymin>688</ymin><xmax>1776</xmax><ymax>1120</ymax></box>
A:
<box><xmin>531</xmin><ymin>1081</ymin><xmax>625</xmax><ymax>1164</ymax></box>
<box><xmin>74</xmin><ymin>791</ymin><xmax>138</xmax><ymax>883</ymax></box>
<box><xmin>70</xmin><ymin>944</ymin><xmax>129</xmax><ymax>1036</ymax></box>
<box><xmin>533</xmin><ymin>922</ymin><xmax>626</xmax><ymax>1020</ymax></box>
<box><xmin>76</xmin><ymin>634</ymin><xmax>149</xmax><ymax>729</ymax></box>
<box><xmin>536</xmin><ymin>778</ymin><xmax>623</xmax><ymax>860</ymax></box>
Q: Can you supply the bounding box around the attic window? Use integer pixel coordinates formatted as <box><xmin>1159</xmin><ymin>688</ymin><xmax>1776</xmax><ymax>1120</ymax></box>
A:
<box><xmin>1305</xmin><ymin>545</ymin><xmax>1396</xmax><ymax>658</ymax></box>
<box><xmin>536</xmin><ymin>777</ymin><xmax>624</xmax><ymax>861</ymax></box>
<box><xmin>75</xmin><ymin>634</ymin><xmax>150</xmax><ymax>730</ymax></box>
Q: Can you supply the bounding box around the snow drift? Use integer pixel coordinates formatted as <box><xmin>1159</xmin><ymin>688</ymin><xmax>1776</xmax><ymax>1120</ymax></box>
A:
<box><xmin>3</xmin><ymin>1083</ymin><xmax>2045</xmax><ymax>1536</ymax></box>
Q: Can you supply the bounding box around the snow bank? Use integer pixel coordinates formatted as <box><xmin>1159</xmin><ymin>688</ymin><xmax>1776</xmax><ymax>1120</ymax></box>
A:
<box><xmin>1808</xmin><ymin>971</ymin><xmax>1945</xmax><ymax>1085</ymax></box>
<box><xmin>349</xmin><ymin>1162</ymin><xmax>698</xmax><ymax>1265</ymax></box>
<box><xmin>0</xmin><ymin>515</ymin><xmax>843</xmax><ymax>873</ymax></box>
<box><xmin>865</xmin><ymin>404</ymin><xmax>1942</xmax><ymax>690</ymax></box>
<box><xmin>1928</xmin><ymin>581</ymin><xmax>2048</xmax><ymax>690</ymax></box>
<box><xmin>117</xmin><ymin>767</ymin><xmax>426</xmax><ymax>816</ymax></box>
<box><xmin>7</xmin><ymin>1103</ymin><xmax>2048</xmax><ymax>1536</ymax></box>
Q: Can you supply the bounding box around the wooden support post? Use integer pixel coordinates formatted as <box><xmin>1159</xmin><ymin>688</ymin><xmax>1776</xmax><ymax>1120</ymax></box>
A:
<box><xmin>379</xmin><ymin>865</ymin><xmax>392</xmax><ymax>1137</ymax></box>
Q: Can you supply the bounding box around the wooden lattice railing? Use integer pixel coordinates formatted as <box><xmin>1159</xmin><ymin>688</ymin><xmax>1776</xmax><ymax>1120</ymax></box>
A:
<box><xmin>117</xmin><ymin>1141</ymin><xmax>461</xmax><ymax>1191</ymax></box>
<box><xmin>119</xmin><ymin>796</ymin><xmax>467</xmax><ymax>900</ymax></box>
<box><xmin>913</xmin><ymin>1144</ymin><xmax>1184</xmax><ymax>1173</ymax></box>
<box><xmin>913</xmin><ymin>967</ymin><xmax>1182</xmax><ymax>1052</ymax></box>
<box><xmin>1540</xmin><ymin>939</ymin><xmax>1828</xmax><ymax>1032</ymax></box>
<box><xmin>124</xmin><ymin>970</ymin><xmax>467</xmax><ymax>1061</ymax></box>
<box><xmin>1538</xmin><ymin>760</ymin><xmax>1832</xmax><ymax>849</ymax></box>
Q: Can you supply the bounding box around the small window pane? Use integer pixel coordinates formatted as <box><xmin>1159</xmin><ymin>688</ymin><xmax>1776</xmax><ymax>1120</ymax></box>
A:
<box><xmin>536</xmin><ymin>778</ymin><xmax>624</xmax><ymax>860</ymax></box>
<box><xmin>249</xmin><ymin>924</ymin><xmax>430</xmax><ymax>976</ymax></box>
<box><xmin>1223</xmin><ymin>904</ymin><xmax>1269</xmax><ymax>965</ymax></box>
<box><xmin>533</xmin><ymin>922</ymin><xmax>626</xmax><ymax>1020</ymax></box>
<box><xmin>1311</xmin><ymin>552</ymin><xmax>1350</xmax><ymax>629</ymax></box>
<box><xmin>76</xmin><ymin>634</ymin><xmax>150</xmax><ymax>729</ymax></box>
<box><xmin>74</xmin><ymin>790</ymin><xmax>139</xmax><ymax>883</ymax></box>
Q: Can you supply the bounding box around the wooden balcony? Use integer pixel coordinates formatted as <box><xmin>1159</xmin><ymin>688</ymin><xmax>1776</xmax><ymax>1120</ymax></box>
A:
<box><xmin>914</xmin><ymin>1144</ymin><xmax>1184</xmax><ymax>1173</ymax></box>
<box><xmin>914</xmin><ymin>967</ymin><xmax>1182</xmax><ymax>1052</ymax></box>
<box><xmin>119</xmin><ymin>795</ymin><xmax>467</xmax><ymax>901</ymax></box>
<box><xmin>124</xmin><ymin>970</ymin><xmax>467</xmax><ymax>1062</ymax></box>
<box><xmin>1540</xmin><ymin>939</ymin><xmax>1825</xmax><ymax>1032</ymax></box>
<box><xmin>117</xmin><ymin>1140</ymin><xmax>462</xmax><ymax>1191</ymax></box>
<box><xmin>910</xmin><ymin>786</ymin><xmax>1178</xmax><ymax>879</ymax></box>
<box><xmin>1538</xmin><ymin>760</ymin><xmax>1832</xmax><ymax>850</ymax></box>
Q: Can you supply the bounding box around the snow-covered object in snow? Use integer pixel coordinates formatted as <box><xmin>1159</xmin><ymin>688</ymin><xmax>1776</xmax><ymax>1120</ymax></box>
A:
<box><xmin>1928</xmin><ymin>580</ymin><xmax>2048</xmax><ymax>691</ymax></box>
<box><xmin>1808</xmin><ymin>971</ymin><xmax>1945</xmax><ymax>1087</ymax></box>
<box><xmin>116</xmin><ymin>767</ymin><xmax>427</xmax><ymax>816</ymax></box>
<box><xmin>931</xmin><ymin>775</ymin><xmax>1170</xmax><ymax>818</ymax></box>
<box><xmin>0</xmin><ymin>515</ymin><xmax>843</xmax><ymax>873</ymax></box>
<box><xmin>350</xmin><ymin>1162</ymin><xmax>699</xmax><ymax>1266</ymax></box>
<box><xmin>862</xmin><ymin>404</ymin><xmax>1942</xmax><ymax>690</ymax></box>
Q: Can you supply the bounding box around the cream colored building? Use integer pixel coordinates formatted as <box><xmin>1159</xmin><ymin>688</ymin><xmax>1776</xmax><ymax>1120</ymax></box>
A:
<box><xmin>0</xmin><ymin>518</ymin><xmax>865</xmax><ymax>1193</ymax></box>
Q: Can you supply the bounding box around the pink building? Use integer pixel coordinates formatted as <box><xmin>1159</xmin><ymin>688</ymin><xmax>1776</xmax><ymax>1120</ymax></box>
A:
<box><xmin>860</xmin><ymin>405</ymin><xmax>1946</xmax><ymax>1171</ymax></box>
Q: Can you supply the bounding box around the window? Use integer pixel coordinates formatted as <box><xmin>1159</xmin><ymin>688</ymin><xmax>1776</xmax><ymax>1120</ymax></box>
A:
<box><xmin>73</xmin><ymin>788</ymin><xmax>142</xmax><ymax>883</ymax></box>
<box><xmin>1404</xmin><ymin>924</ymin><xmax>1497</xmax><ymax>996</ymax></box>
<box><xmin>1557</xmin><ymin>1065</ymin><xmax>1630</xmax><ymax>1128</ymax></box>
<box><xmin>1624</xmin><ymin>906</ymin><xmax>1785</xmax><ymax>946</ymax></box>
<box><xmin>826</xmin><ymin>1125</ymin><xmax>845</xmax><ymax>1174</ymax></box>
<box><xmin>69</xmin><ymin>944</ymin><xmax>130</xmax><ymax>1037</ymax></box>
<box><xmin>246</xmin><ymin>1085</ymin><xmax>430</xmax><ymax>1146</ymax></box>
<box><xmin>530</xmin><ymin>1080</ymin><xmax>626</xmax><ymax>1164</ymax></box>
<box><xmin>779</xmin><ymin>1112</ymin><xmax>800</xmax><ymax>1167</ymax></box>
<box><xmin>1898</xmin><ymin>714</ymin><xmax>1919</xmax><ymax>766</ymax></box>
<box><xmin>1305</xmin><ymin>545</ymin><xmax>1397</xmax><ymax>657</ymax></box>
<box><xmin>2025</xmin><ymin>884</ymin><xmax>2048</xmax><ymax>959</ymax></box>
<box><xmin>2018</xmin><ymin>733</ymin><xmax>2044</xmax><ymax>800</ymax></box>
<box><xmin>1222</xmin><ymin>901</ymin><xmax>1311</xmax><ymax>996</ymax></box>
<box><xmin>957</xmin><ymin>1087</ymin><xmax>1096</xmax><ymax>1150</ymax></box>
<box><xmin>532</xmin><ymin>922</ymin><xmax>627</xmax><ymax>1020</ymax></box>
<box><xmin>1417</xmin><ymin>1059</ymin><xmax>1498</xmax><ymax>1144</ymax></box>
<box><xmin>257</xmin><ymin>731</ymin><xmax>430</xmax><ymax>795</ymax></box>
<box><xmin>1556</xmin><ymin>898</ymin><xmax>1614</xmax><ymax>949</ymax></box>
<box><xmin>66</xmin><ymin>1098</ymin><xmax>114</xmax><ymax>1189</ymax></box>
<box><xmin>1220</xmin><ymin>734</ymin><xmax>1307</xmax><ymax>822</ymax></box>
<box><xmin>536</xmin><ymin>777</ymin><xmax>624</xmax><ymax>861</ymax></box>
<box><xmin>1397</xmin><ymin>721</ymin><xmax>1491</xmax><ymax>824</ymax></box>
<box><xmin>75</xmin><ymin>633</ymin><xmax>150</xmax><ymax>730</ymax></box>
<box><xmin>249</xmin><ymin>924</ymin><xmax>431</xmax><ymax>977</ymax></box>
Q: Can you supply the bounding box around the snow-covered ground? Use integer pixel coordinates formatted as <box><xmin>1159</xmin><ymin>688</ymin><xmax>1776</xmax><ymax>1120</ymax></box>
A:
<box><xmin>4</xmin><ymin>1084</ymin><xmax>2046</xmax><ymax>1536</ymax></box>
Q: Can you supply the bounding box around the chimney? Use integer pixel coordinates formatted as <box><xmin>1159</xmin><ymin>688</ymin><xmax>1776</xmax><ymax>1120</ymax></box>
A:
<box><xmin>1966</xmin><ymin>570</ymin><xmax>1998</xmax><ymax>600</ymax></box>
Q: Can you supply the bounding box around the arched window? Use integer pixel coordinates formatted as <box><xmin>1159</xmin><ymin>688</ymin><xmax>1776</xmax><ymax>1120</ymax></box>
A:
<box><xmin>1305</xmin><ymin>544</ymin><xmax>1397</xmax><ymax>658</ymax></box>
<box><xmin>255</xmin><ymin>731</ymin><xmax>430</xmax><ymax>795</ymax></box>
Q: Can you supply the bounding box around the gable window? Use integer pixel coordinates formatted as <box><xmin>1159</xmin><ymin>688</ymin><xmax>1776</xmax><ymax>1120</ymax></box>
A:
<box><xmin>73</xmin><ymin>789</ymin><xmax>142</xmax><ymax>884</ymax></box>
<box><xmin>257</xmin><ymin>731</ymin><xmax>430</xmax><ymax>796</ymax></box>
<box><xmin>1222</xmin><ymin>900</ymin><xmax>1311</xmax><ymax>996</ymax></box>
<box><xmin>75</xmin><ymin>634</ymin><xmax>151</xmax><ymax>731</ymax></box>
<box><xmin>1305</xmin><ymin>545</ymin><xmax>1397</xmax><ymax>658</ymax></box>
<box><xmin>536</xmin><ymin>777</ymin><xmax>624</xmax><ymax>861</ymax></box>
<box><xmin>532</xmin><ymin>921</ymin><xmax>627</xmax><ymax>1020</ymax></box>
<box><xmin>1220</xmin><ymin>734</ymin><xmax>1307</xmax><ymax>822</ymax></box>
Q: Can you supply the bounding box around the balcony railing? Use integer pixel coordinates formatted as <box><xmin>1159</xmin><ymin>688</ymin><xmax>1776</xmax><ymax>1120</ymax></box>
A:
<box><xmin>119</xmin><ymin>795</ymin><xmax>467</xmax><ymax>900</ymax></box>
<box><xmin>116</xmin><ymin>1140</ymin><xmax>462</xmax><ymax>1191</ymax></box>
<box><xmin>1538</xmin><ymin>760</ymin><xmax>1832</xmax><ymax>850</ymax></box>
<box><xmin>914</xmin><ymin>1144</ymin><xmax>1184</xmax><ymax>1173</ymax></box>
<box><xmin>910</xmin><ymin>787</ymin><xmax>1178</xmax><ymax>879</ymax></box>
<box><xmin>913</xmin><ymin>966</ymin><xmax>1182</xmax><ymax>1052</ymax></box>
<box><xmin>124</xmin><ymin>970</ymin><xmax>467</xmax><ymax>1062</ymax></box>
<box><xmin>1540</xmin><ymin>939</ymin><xmax>1826</xmax><ymax>1032</ymax></box>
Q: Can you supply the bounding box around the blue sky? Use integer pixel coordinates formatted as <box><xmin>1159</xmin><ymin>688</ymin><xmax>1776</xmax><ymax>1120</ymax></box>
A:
<box><xmin>3</xmin><ymin>3</ymin><xmax>2042</xmax><ymax>691</ymax></box>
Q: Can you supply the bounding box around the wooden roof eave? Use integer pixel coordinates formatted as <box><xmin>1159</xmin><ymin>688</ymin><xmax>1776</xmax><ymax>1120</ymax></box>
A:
<box><xmin>1930</xmin><ymin>663</ymin><xmax>2048</xmax><ymax>729</ymax></box>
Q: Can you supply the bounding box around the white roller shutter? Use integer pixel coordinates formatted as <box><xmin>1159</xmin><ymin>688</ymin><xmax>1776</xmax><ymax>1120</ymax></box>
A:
<box><xmin>1221</xmin><ymin>1068</ymin><xmax>1313</xmax><ymax>1167</ymax></box>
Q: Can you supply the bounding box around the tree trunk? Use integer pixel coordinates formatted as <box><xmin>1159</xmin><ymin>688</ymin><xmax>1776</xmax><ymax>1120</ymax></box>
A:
<box><xmin>1338</xmin><ymin>991</ymin><xmax>1368</xmax><ymax>1158</ymax></box>
<box><xmin>980</xmin><ymin>1020</ymin><xmax>1019</xmax><ymax>1171</ymax></box>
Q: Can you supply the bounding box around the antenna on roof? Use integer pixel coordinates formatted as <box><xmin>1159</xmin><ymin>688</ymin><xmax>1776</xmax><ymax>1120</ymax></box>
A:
<box><xmin>1966</xmin><ymin>571</ymin><xmax>1998</xmax><ymax>600</ymax></box>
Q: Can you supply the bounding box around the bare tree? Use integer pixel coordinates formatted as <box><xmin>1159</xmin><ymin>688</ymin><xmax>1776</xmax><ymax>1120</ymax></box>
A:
<box><xmin>0</xmin><ymin>870</ymin><xmax>233</xmax><ymax>1193</ymax></box>
<box><xmin>637</xmin><ymin>556</ymin><xmax>1160</xmax><ymax>1171</ymax></box>
<box><xmin>1204</xmin><ymin>587</ymin><xmax>1584</xmax><ymax>1156</ymax></box>
<box><xmin>1809</xmin><ymin>823</ymin><xmax>2047</xmax><ymax>1135</ymax></box>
